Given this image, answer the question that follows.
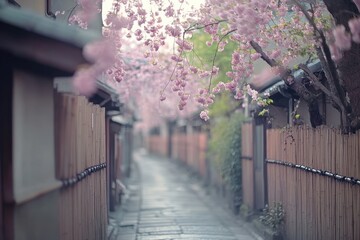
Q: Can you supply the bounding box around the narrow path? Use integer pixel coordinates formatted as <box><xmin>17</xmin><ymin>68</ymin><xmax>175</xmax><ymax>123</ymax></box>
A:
<box><xmin>109</xmin><ymin>152</ymin><xmax>257</xmax><ymax>240</ymax></box>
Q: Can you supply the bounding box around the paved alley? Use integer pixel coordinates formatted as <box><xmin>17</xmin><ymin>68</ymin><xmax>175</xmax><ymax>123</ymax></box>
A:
<box><xmin>108</xmin><ymin>152</ymin><xmax>258</xmax><ymax>240</ymax></box>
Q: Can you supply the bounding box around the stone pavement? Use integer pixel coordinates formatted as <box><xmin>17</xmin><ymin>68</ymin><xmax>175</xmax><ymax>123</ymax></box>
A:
<box><xmin>108</xmin><ymin>151</ymin><xmax>260</xmax><ymax>240</ymax></box>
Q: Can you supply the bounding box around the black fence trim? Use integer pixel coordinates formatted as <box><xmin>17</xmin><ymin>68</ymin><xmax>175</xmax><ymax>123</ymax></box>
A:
<box><xmin>242</xmin><ymin>156</ymin><xmax>252</xmax><ymax>160</ymax></box>
<box><xmin>60</xmin><ymin>163</ymin><xmax>107</xmax><ymax>188</ymax></box>
<box><xmin>266</xmin><ymin>159</ymin><xmax>360</xmax><ymax>186</ymax></box>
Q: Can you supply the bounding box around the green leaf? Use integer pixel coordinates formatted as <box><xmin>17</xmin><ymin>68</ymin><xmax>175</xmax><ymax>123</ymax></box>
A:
<box><xmin>258</xmin><ymin>108</ymin><xmax>269</xmax><ymax>116</ymax></box>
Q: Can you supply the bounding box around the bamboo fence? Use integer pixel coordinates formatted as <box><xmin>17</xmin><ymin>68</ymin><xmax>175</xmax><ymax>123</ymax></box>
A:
<box><xmin>147</xmin><ymin>132</ymin><xmax>207</xmax><ymax>178</ymax></box>
<box><xmin>55</xmin><ymin>93</ymin><xmax>107</xmax><ymax>240</ymax></box>
<box><xmin>173</xmin><ymin>133</ymin><xmax>188</xmax><ymax>164</ymax></box>
<box><xmin>147</xmin><ymin>135</ymin><xmax>168</xmax><ymax>157</ymax></box>
<box><xmin>241</xmin><ymin>122</ymin><xmax>254</xmax><ymax>209</ymax></box>
<box><xmin>267</xmin><ymin>126</ymin><xmax>360</xmax><ymax>240</ymax></box>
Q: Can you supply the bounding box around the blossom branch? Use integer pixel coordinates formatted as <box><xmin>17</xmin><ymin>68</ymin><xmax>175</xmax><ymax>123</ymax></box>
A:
<box><xmin>250</xmin><ymin>39</ymin><xmax>325</xmax><ymax>127</ymax></box>
<box><xmin>292</xmin><ymin>0</ymin><xmax>352</xmax><ymax>124</ymax></box>
<box><xmin>249</xmin><ymin>40</ymin><xmax>277</xmax><ymax>67</ymax></box>
<box><xmin>290</xmin><ymin>0</ymin><xmax>322</xmax><ymax>35</ymax></box>
<box><xmin>185</xmin><ymin>20</ymin><xmax>227</xmax><ymax>32</ymax></box>
<box><xmin>207</xmin><ymin>29</ymin><xmax>236</xmax><ymax>91</ymax></box>
<box><xmin>67</xmin><ymin>4</ymin><xmax>79</xmax><ymax>22</ymax></box>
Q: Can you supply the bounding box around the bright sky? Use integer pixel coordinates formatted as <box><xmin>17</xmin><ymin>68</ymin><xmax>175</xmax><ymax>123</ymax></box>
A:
<box><xmin>102</xmin><ymin>0</ymin><xmax>205</xmax><ymax>51</ymax></box>
<box><xmin>102</xmin><ymin>0</ymin><xmax>205</xmax><ymax>23</ymax></box>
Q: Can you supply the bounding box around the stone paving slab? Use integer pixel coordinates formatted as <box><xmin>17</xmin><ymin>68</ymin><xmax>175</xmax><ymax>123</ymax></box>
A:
<box><xmin>178</xmin><ymin>234</ymin><xmax>238</xmax><ymax>240</ymax></box>
<box><xmin>138</xmin><ymin>226</ymin><xmax>182</xmax><ymax>234</ymax></box>
<box><xmin>109</xmin><ymin>152</ymin><xmax>259</xmax><ymax>240</ymax></box>
<box><xmin>137</xmin><ymin>234</ymin><xmax>182</xmax><ymax>240</ymax></box>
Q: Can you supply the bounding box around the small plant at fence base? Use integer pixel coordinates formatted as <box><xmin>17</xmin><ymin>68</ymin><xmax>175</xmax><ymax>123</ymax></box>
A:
<box><xmin>240</xmin><ymin>204</ymin><xmax>253</xmax><ymax>221</ymax></box>
<box><xmin>259</xmin><ymin>203</ymin><xmax>285</xmax><ymax>234</ymax></box>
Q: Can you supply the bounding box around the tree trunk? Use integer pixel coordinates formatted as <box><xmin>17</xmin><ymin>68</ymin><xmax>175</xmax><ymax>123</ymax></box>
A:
<box><xmin>323</xmin><ymin>0</ymin><xmax>360</xmax><ymax>122</ymax></box>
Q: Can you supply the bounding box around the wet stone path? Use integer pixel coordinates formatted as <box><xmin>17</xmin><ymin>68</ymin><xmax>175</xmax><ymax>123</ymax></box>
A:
<box><xmin>108</xmin><ymin>152</ymin><xmax>257</xmax><ymax>240</ymax></box>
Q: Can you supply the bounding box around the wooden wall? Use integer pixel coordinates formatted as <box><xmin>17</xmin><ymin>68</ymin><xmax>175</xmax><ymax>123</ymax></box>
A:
<box><xmin>55</xmin><ymin>93</ymin><xmax>107</xmax><ymax>240</ymax></box>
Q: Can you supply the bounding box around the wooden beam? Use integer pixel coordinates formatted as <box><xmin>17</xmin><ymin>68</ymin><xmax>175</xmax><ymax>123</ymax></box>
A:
<box><xmin>0</xmin><ymin>52</ymin><xmax>14</xmax><ymax>240</ymax></box>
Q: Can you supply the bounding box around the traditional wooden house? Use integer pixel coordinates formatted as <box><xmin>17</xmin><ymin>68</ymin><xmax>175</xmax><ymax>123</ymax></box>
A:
<box><xmin>241</xmin><ymin>61</ymin><xmax>360</xmax><ymax>239</ymax></box>
<box><xmin>250</xmin><ymin>60</ymin><xmax>341</xmax><ymax>129</ymax></box>
<box><xmin>111</xmin><ymin>113</ymin><xmax>135</xmax><ymax>208</ymax></box>
<box><xmin>242</xmin><ymin>60</ymin><xmax>341</xmax><ymax>211</ymax></box>
<box><xmin>0</xmin><ymin>2</ymin><xmax>106</xmax><ymax>239</ymax></box>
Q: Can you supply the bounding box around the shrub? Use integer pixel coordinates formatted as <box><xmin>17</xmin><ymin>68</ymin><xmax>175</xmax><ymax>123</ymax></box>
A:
<box><xmin>208</xmin><ymin>111</ymin><xmax>244</xmax><ymax>196</ymax></box>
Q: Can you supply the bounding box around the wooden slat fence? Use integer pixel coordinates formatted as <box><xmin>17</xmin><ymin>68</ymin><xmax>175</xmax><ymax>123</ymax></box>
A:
<box><xmin>267</xmin><ymin>126</ymin><xmax>360</xmax><ymax>240</ymax></box>
<box><xmin>171</xmin><ymin>133</ymin><xmax>188</xmax><ymax>164</ymax></box>
<box><xmin>171</xmin><ymin>132</ymin><xmax>207</xmax><ymax>176</ymax></box>
<box><xmin>147</xmin><ymin>132</ymin><xmax>208</xmax><ymax>178</ymax></box>
<box><xmin>187</xmin><ymin>133</ymin><xmax>198</xmax><ymax>172</ymax></box>
<box><xmin>184</xmin><ymin>133</ymin><xmax>207</xmax><ymax>176</ymax></box>
<box><xmin>198</xmin><ymin>133</ymin><xmax>208</xmax><ymax>178</ymax></box>
<box><xmin>55</xmin><ymin>93</ymin><xmax>107</xmax><ymax>240</ymax></box>
<box><xmin>114</xmin><ymin>135</ymin><xmax>122</xmax><ymax>203</ymax></box>
<box><xmin>241</xmin><ymin>122</ymin><xmax>254</xmax><ymax>209</ymax></box>
<box><xmin>147</xmin><ymin>135</ymin><xmax>168</xmax><ymax>157</ymax></box>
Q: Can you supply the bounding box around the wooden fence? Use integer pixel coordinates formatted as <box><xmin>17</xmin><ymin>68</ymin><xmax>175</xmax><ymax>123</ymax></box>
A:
<box><xmin>147</xmin><ymin>135</ymin><xmax>168</xmax><ymax>157</ymax></box>
<box><xmin>171</xmin><ymin>133</ymin><xmax>188</xmax><ymax>164</ymax></box>
<box><xmin>267</xmin><ymin>126</ymin><xmax>360</xmax><ymax>240</ymax></box>
<box><xmin>147</xmin><ymin>132</ymin><xmax>208</xmax><ymax>178</ymax></box>
<box><xmin>185</xmin><ymin>133</ymin><xmax>207</xmax><ymax>177</ymax></box>
<box><xmin>241</xmin><ymin>122</ymin><xmax>254</xmax><ymax>209</ymax></box>
<box><xmin>55</xmin><ymin>93</ymin><xmax>107</xmax><ymax>240</ymax></box>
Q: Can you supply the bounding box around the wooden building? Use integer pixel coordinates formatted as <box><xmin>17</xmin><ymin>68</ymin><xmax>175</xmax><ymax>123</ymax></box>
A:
<box><xmin>0</xmin><ymin>2</ymin><xmax>115</xmax><ymax>240</ymax></box>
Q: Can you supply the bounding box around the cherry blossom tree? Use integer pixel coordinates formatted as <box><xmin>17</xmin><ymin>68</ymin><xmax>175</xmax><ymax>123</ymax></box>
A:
<box><xmin>70</xmin><ymin>0</ymin><xmax>360</xmax><ymax>131</ymax></box>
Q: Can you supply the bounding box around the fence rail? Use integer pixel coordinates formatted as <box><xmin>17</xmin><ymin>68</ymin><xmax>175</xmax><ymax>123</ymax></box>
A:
<box><xmin>267</xmin><ymin>126</ymin><xmax>360</xmax><ymax>240</ymax></box>
<box><xmin>55</xmin><ymin>93</ymin><xmax>107</xmax><ymax>240</ymax></box>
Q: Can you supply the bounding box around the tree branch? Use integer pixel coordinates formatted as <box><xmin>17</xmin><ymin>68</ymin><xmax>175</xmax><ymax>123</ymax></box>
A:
<box><xmin>68</xmin><ymin>4</ymin><xmax>79</xmax><ymax>22</ymax></box>
<box><xmin>207</xmin><ymin>29</ymin><xmax>236</xmax><ymax>91</ymax></box>
<box><xmin>185</xmin><ymin>20</ymin><xmax>227</xmax><ymax>33</ymax></box>
<box><xmin>292</xmin><ymin>0</ymin><xmax>353</xmax><ymax>129</ymax></box>
<box><xmin>250</xmin><ymin>40</ymin><xmax>324</xmax><ymax>127</ymax></box>
<box><xmin>298</xmin><ymin>63</ymin><xmax>349</xmax><ymax>128</ymax></box>
<box><xmin>298</xmin><ymin>64</ymin><xmax>342</xmax><ymax>107</ymax></box>
<box><xmin>249</xmin><ymin>41</ymin><xmax>277</xmax><ymax>67</ymax></box>
<box><xmin>290</xmin><ymin>0</ymin><xmax>322</xmax><ymax>35</ymax></box>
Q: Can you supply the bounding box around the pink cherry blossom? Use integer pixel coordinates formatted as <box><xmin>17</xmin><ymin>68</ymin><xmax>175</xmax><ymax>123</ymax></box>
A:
<box><xmin>349</xmin><ymin>18</ymin><xmax>360</xmax><ymax>43</ymax></box>
<box><xmin>67</xmin><ymin>0</ymin><xmax>357</xmax><ymax>122</ymax></box>
<box><xmin>329</xmin><ymin>43</ymin><xmax>343</xmax><ymax>61</ymax></box>
<box><xmin>200</xmin><ymin>110</ymin><xmax>210</xmax><ymax>121</ymax></box>
<box><xmin>234</xmin><ymin>88</ymin><xmax>243</xmax><ymax>100</ymax></box>
<box><xmin>73</xmin><ymin>69</ymin><xmax>97</xmax><ymax>96</ymax></box>
<box><xmin>332</xmin><ymin>25</ymin><xmax>352</xmax><ymax>51</ymax></box>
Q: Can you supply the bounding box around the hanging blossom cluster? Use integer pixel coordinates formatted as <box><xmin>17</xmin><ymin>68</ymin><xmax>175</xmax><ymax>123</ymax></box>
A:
<box><xmin>70</xmin><ymin>0</ymin><xmax>359</xmax><ymax>121</ymax></box>
<box><xmin>187</xmin><ymin>0</ymin><xmax>330</xmax><ymax>120</ymax></box>
<box><xmin>74</xmin><ymin>39</ymin><xmax>117</xmax><ymax>95</ymax></box>
<box><xmin>69</xmin><ymin>0</ymin><xmax>102</xmax><ymax>29</ymax></box>
<box><xmin>72</xmin><ymin>0</ymin><xmax>204</xmax><ymax>111</ymax></box>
